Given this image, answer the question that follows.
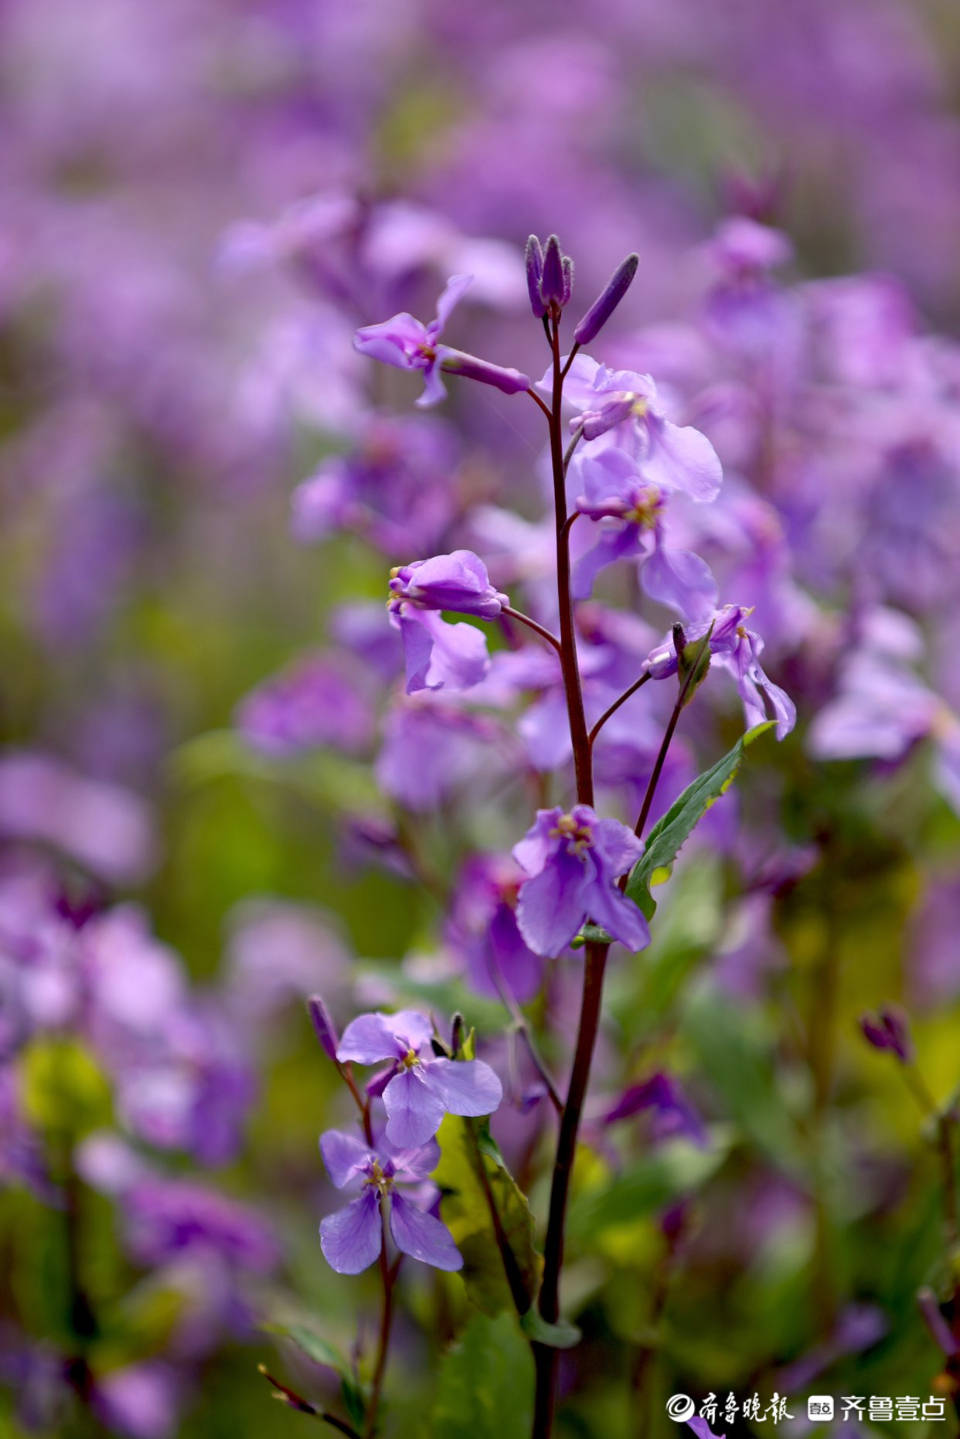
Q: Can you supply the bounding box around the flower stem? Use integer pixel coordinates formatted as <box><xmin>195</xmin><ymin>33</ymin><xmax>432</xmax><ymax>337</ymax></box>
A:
<box><xmin>501</xmin><ymin>605</ymin><xmax>563</xmax><ymax>657</ymax></box>
<box><xmin>547</xmin><ymin>315</ymin><xmax>593</xmax><ymax>810</ymax></box>
<box><xmin>363</xmin><ymin>1205</ymin><xmax>398</xmax><ymax>1439</ymax></box>
<box><xmin>589</xmin><ymin>672</ymin><xmax>652</xmax><ymax>749</ymax></box>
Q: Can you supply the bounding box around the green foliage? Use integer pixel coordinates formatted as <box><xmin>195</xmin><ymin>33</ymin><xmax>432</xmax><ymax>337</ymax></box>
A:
<box><xmin>433</xmin><ymin>1116</ymin><xmax>541</xmax><ymax>1317</ymax></box>
<box><xmin>19</xmin><ymin>1038</ymin><xmax>112</xmax><ymax>1139</ymax></box>
<box><xmin>582</xmin><ymin>722</ymin><xmax>775</xmax><ymax>942</ymax></box>
<box><xmin>567</xmin><ymin>1138</ymin><xmax>727</xmax><ymax>1241</ymax></box>
<box><xmin>431</xmin><ymin>1313</ymin><xmax>534</xmax><ymax>1439</ymax></box>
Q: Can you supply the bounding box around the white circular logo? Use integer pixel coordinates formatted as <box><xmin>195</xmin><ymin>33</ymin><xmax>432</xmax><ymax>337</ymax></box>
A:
<box><xmin>666</xmin><ymin>1395</ymin><xmax>696</xmax><ymax>1422</ymax></box>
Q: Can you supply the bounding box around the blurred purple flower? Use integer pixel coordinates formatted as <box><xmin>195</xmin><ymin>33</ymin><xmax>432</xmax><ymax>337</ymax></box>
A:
<box><xmin>604</xmin><ymin>1072</ymin><xmax>708</xmax><ymax>1147</ymax></box>
<box><xmin>354</xmin><ymin>274</ymin><xmax>474</xmax><ymax>407</ymax></box>
<box><xmin>236</xmin><ymin>655</ymin><xmax>372</xmax><ymax>757</ymax></box>
<box><xmin>860</xmin><ymin>1005</ymin><xmax>913</xmax><ymax>1063</ymax></box>
<box><xmin>445</xmin><ymin>854</ymin><xmax>544</xmax><ymax>1002</ymax></box>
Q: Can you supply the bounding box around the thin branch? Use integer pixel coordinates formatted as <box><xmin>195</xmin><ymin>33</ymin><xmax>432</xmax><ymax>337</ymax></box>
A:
<box><xmin>258</xmin><ymin>1366</ymin><xmax>362</xmax><ymax>1438</ymax></box>
<box><xmin>562</xmin><ymin>425</ymin><xmax>584</xmax><ymax>476</ymax></box>
<box><xmin>629</xmin><ymin>625</ymin><xmax>714</xmax><ymax>845</ymax></box>
<box><xmin>364</xmin><ymin>1205</ymin><xmax>397</xmax><ymax>1439</ymax></box>
<box><xmin>466</xmin><ymin>1119</ymin><xmax>532</xmax><ymax>1316</ymax></box>
<box><xmin>525</xmin><ymin>388</ymin><xmax>552</xmax><ymax>421</ymax></box>
<box><xmin>559</xmin><ymin>342</ymin><xmax>581</xmax><ymax>381</ymax></box>
<box><xmin>588</xmin><ymin>673</ymin><xmax>652</xmax><ymax>749</ymax></box>
<box><xmin>501</xmin><ymin>605</ymin><xmax>562</xmax><ymax>657</ymax></box>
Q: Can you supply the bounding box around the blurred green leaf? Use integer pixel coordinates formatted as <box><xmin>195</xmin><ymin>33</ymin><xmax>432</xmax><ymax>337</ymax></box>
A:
<box><xmin>567</xmin><ymin>1138</ymin><xmax>727</xmax><ymax>1241</ymax></box>
<box><xmin>431</xmin><ymin>1312</ymin><xmax>533</xmax><ymax>1439</ymax></box>
<box><xmin>518</xmin><ymin>1310</ymin><xmax>581</xmax><ymax>1348</ymax></box>
<box><xmin>20</xmin><ymin>1037</ymin><xmax>112</xmax><ymax>1138</ymax></box>
<box><xmin>434</xmin><ymin>1115</ymin><xmax>541</xmax><ymax>1317</ymax></box>
<box><xmin>263</xmin><ymin>1321</ymin><xmax>349</xmax><ymax>1377</ymax></box>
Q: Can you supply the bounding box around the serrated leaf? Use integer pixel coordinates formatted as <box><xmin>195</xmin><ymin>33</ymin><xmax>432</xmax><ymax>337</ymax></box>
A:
<box><xmin>519</xmin><ymin>1310</ymin><xmax>581</xmax><ymax>1348</ymax></box>
<box><xmin>432</xmin><ymin>1312</ymin><xmax>533</xmax><ymax>1439</ymax></box>
<box><xmin>579</xmin><ymin>723</ymin><xmax>774</xmax><ymax>945</ymax></box>
<box><xmin>433</xmin><ymin>1116</ymin><xmax>541</xmax><ymax>1316</ymax></box>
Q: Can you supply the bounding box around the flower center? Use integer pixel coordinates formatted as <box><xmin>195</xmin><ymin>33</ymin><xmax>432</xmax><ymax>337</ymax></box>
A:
<box><xmin>623</xmin><ymin>484</ymin><xmax>662</xmax><ymax>527</ymax></box>
<box><xmin>365</xmin><ymin>1160</ymin><xmax>393</xmax><ymax>1194</ymax></box>
<box><xmin>630</xmin><ymin>395</ymin><xmax>649</xmax><ymax>419</ymax></box>
<box><xmin>551</xmin><ymin>813</ymin><xmax>594</xmax><ymax>853</ymax></box>
<box><xmin>400</xmin><ymin>1047</ymin><xmax>421</xmax><ymax>1070</ymax></box>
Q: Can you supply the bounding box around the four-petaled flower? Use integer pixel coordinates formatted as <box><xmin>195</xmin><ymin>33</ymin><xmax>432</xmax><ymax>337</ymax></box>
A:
<box><xmin>512</xmin><ymin>805</ymin><xmax>648</xmax><ymax>956</ymax></box>
<box><xmin>336</xmin><ymin>1009</ymin><xmax>503</xmax><ymax>1149</ymax></box>
<box><xmin>387</xmin><ymin>551</ymin><xmax>507</xmax><ymax>694</ymax></box>
<box><xmin>355</xmin><ymin>277</ymin><xmax>531</xmax><ymax>408</ymax></box>
<box><xmin>643</xmin><ymin>604</ymin><xmax>796</xmax><ymax>740</ymax></box>
<box><xmin>318</xmin><ymin>1129</ymin><xmax>461</xmax><ymax>1274</ymax></box>
<box><xmin>354</xmin><ymin>275</ymin><xmax>473</xmax><ymax>408</ymax></box>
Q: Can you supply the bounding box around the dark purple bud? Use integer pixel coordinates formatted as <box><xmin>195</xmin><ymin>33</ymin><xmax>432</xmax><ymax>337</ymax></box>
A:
<box><xmin>439</xmin><ymin>349</ymin><xmax>531</xmax><ymax>395</ymax></box>
<box><xmin>917</xmin><ymin>1288</ymin><xmax>958</xmax><ymax>1357</ymax></box>
<box><xmin>525</xmin><ymin>235</ymin><xmax>545</xmax><ymax>318</ymax></box>
<box><xmin>560</xmin><ymin>256</ymin><xmax>574</xmax><ymax>306</ymax></box>
<box><xmin>573</xmin><ymin>252</ymin><xmax>639</xmax><ymax>345</ymax></box>
<box><xmin>307</xmin><ymin>995</ymin><xmax>339</xmax><ymax>1062</ymax></box>
<box><xmin>860</xmin><ymin>1005</ymin><xmax>913</xmax><ymax>1063</ymax></box>
<box><xmin>451</xmin><ymin>1011</ymin><xmax>464</xmax><ymax>1056</ymax></box>
<box><xmin>540</xmin><ymin>235</ymin><xmax>565</xmax><ymax>307</ymax></box>
<box><xmin>672</xmin><ymin>623</ymin><xmax>687</xmax><ymax>656</ymax></box>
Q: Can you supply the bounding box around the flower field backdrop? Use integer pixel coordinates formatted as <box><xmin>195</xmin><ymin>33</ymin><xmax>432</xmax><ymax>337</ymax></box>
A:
<box><xmin>3</xmin><ymin>2</ymin><xmax>960</xmax><ymax>1437</ymax></box>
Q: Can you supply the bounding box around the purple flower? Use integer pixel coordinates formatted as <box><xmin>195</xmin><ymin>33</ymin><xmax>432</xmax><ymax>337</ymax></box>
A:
<box><xmin>557</xmin><ymin>356</ymin><xmax>722</xmax><ymax>502</ymax></box>
<box><xmin>336</xmin><ymin>1010</ymin><xmax>503</xmax><ymax>1149</ymax></box>
<box><xmin>512</xmin><ymin>806</ymin><xmax>648</xmax><ymax>956</ymax></box>
<box><xmin>642</xmin><ymin>605</ymin><xmax>796</xmax><ymax>740</ymax></box>
<box><xmin>388</xmin><ymin>606</ymin><xmax>490</xmax><ymax>694</ymax></box>
<box><xmin>446</xmin><ymin>854</ymin><xmax>544</xmax><ymax>1002</ymax></box>
<box><xmin>388</xmin><ymin>550</ymin><xmax>507</xmax><ymax>618</ymax></box>
<box><xmin>604</xmin><ymin>1072</ymin><xmax>708</xmax><ymax>1147</ymax></box>
<box><xmin>354</xmin><ymin>276</ymin><xmax>529</xmax><ymax>407</ymax></box>
<box><xmin>319</xmin><ymin>1129</ymin><xmax>461</xmax><ymax>1275</ymax></box>
<box><xmin>354</xmin><ymin>274</ymin><xmax>473</xmax><ymax>408</ymax></box>
<box><xmin>568</xmin><ymin>445</ymin><xmax>719</xmax><ymax>615</ymax></box>
<box><xmin>860</xmin><ymin>1005</ymin><xmax>913</xmax><ymax>1063</ymax></box>
<box><xmin>235</xmin><ymin>654</ymin><xmax>373</xmax><ymax>756</ymax></box>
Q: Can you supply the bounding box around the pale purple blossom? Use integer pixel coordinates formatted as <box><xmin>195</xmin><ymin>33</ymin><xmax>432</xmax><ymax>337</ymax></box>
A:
<box><xmin>319</xmin><ymin>1129</ymin><xmax>461</xmax><ymax>1274</ymax></box>
<box><xmin>512</xmin><ymin>805</ymin><xmax>648</xmax><ymax>956</ymax></box>
<box><xmin>336</xmin><ymin>1010</ymin><xmax>502</xmax><ymax>1149</ymax></box>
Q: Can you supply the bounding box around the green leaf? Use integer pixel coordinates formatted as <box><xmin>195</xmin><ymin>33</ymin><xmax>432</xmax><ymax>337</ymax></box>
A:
<box><xmin>263</xmin><ymin>1321</ymin><xmax>349</xmax><ymax>1377</ymax></box>
<box><xmin>519</xmin><ymin>1310</ymin><xmax>582</xmax><ymax>1348</ymax></box>
<box><xmin>433</xmin><ymin>1115</ymin><xmax>541</xmax><ymax>1316</ymax></box>
<box><xmin>580</xmin><ymin>723</ymin><xmax>775</xmax><ymax>944</ymax></box>
<box><xmin>431</xmin><ymin>1312</ymin><xmax>534</xmax><ymax>1439</ymax></box>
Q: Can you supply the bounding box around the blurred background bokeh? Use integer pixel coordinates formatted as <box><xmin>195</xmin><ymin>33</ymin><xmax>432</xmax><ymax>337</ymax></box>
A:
<box><xmin>3</xmin><ymin>1</ymin><xmax>960</xmax><ymax>1435</ymax></box>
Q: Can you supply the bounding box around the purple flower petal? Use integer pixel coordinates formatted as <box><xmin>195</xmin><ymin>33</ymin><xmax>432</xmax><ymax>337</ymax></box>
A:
<box><xmin>644</xmin><ymin>419</ymin><xmax>723</xmax><ymax>502</ymax></box>
<box><xmin>319</xmin><ymin>1129</ymin><xmax>371</xmax><ymax>1190</ymax></box>
<box><xmin>421</xmin><ymin>1058</ymin><xmax>503</xmax><ymax>1119</ymax></box>
<box><xmin>337</xmin><ymin>1013</ymin><xmax>406</xmax><ymax>1065</ymax></box>
<box><xmin>383</xmin><ymin>1067</ymin><xmax>447</xmax><ymax>1149</ymax></box>
<box><xmin>516</xmin><ymin>848</ymin><xmax>592</xmax><ymax>956</ymax></box>
<box><xmin>642</xmin><ymin>546</ymin><xmax>718</xmax><ymax>622</ymax></box>
<box><xmin>388</xmin><ymin>1192</ymin><xmax>462</xmax><ymax>1271</ymax></box>
<box><xmin>319</xmin><ymin>1189</ymin><xmax>381</xmax><ymax>1275</ymax></box>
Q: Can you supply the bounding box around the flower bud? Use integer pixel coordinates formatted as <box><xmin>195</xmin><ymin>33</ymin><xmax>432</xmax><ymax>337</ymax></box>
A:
<box><xmin>525</xmin><ymin>235</ymin><xmax>545</xmax><ymax>318</ymax></box>
<box><xmin>307</xmin><ymin>995</ymin><xmax>339</xmax><ymax>1062</ymax></box>
<box><xmin>573</xmin><ymin>252</ymin><xmax>639</xmax><ymax>344</ymax></box>
<box><xmin>439</xmin><ymin>349</ymin><xmax>531</xmax><ymax>395</ymax></box>
<box><xmin>540</xmin><ymin>235</ymin><xmax>566</xmax><ymax>307</ymax></box>
<box><xmin>860</xmin><ymin>1005</ymin><xmax>913</xmax><ymax>1063</ymax></box>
